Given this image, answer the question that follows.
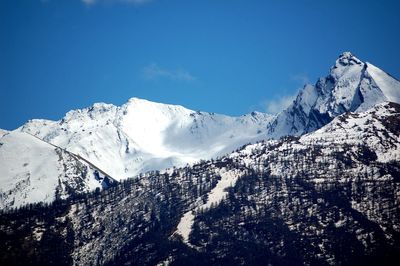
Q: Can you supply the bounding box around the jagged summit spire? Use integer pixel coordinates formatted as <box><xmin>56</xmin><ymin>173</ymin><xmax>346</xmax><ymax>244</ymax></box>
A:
<box><xmin>329</xmin><ymin>51</ymin><xmax>364</xmax><ymax>80</ymax></box>
<box><xmin>339</xmin><ymin>51</ymin><xmax>355</xmax><ymax>59</ymax></box>
<box><xmin>335</xmin><ymin>51</ymin><xmax>363</xmax><ymax>67</ymax></box>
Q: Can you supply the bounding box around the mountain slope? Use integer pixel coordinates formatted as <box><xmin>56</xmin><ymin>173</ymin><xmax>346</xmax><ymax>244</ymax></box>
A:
<box><xmin>0</xmin><ymin>131</ymin><xmax>116</xmax><ymax>210</ymax></box>
<box><xmin>1</xmin><ymin>102</ymin><xmax>399</xmax><ymax>265</ymax></box>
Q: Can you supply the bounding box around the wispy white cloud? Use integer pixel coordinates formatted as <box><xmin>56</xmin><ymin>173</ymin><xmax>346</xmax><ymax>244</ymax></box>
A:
<box><xmin>82</xmin><ymin>0</ymin><xmax>96</xmax><ymax>5</ymax></box>
<box><xmin>264</xmin><ymin>93</ymin><xmax>297</xmax><ymax>114</ymax></box>
<box><xmin>81</xmin><ymin>0</ymin><xmax>153</xmax><ymax>6</ymax></box>
<box><xmin>142</xmin><ymin>63</ymin><xmax>196</xmax><ymax>82</ymax></box>
<box><xmin>291</xmin><ymin>73</ymin><xmax>310</xmax><ymax>85</ymax></box>
<box><xmin>261</xmin><ymin>74</ymin><xmax>310</xmax><ymax>114</ymax></box>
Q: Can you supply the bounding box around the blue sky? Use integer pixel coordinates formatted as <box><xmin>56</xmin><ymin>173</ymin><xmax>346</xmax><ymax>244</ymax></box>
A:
<box><xmin>1</xmin><ymin>0</ymin><xmax>399</xmax><ymax>130</ymax></box>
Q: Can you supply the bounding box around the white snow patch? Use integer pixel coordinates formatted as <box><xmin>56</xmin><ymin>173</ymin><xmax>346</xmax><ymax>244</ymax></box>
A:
<box><xmin>202</xmin><ymin>169</ymin><xmax>240</xmax><ymax>210</ymax></box>
<box><xmin>175</xmin><ymin>211</ymin><xmax>196</xmax><ymax>247</ymax></box>
<box><xmin>174</xmin><ymin>169</ymin><xmax>242</xmax><ymax>248</ymax></box>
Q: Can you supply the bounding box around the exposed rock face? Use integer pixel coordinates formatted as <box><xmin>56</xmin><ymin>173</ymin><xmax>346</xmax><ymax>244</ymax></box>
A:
<box><xmin>1</xmin><ymin>102</ymin><xmax>399</xmax><ymax>265</ymax></box>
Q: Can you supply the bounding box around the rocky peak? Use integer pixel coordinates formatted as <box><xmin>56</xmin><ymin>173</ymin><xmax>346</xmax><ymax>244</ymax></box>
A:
<box><xmin>270</xmin><ymin>52</ymin><xmax>400</xmax><ymax>137</ymax></box>
<box><xmin>335</xmin><ymin>51</ymin><xmax>363</xmax><ymax>66</ymax></box>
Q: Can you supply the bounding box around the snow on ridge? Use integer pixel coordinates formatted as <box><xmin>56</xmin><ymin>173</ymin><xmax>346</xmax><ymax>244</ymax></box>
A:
<box><xmin>299</xmin><ymin>102</ymin><xmax>400</xmax><ymax>163</ymax></box>
<box><xmin>125</xmin><ymin>97</ymin><xmax>192</xmax><ymax>113</ymax></box>
<box><xmin>232</xmin><ymin>101</ymin><xmax>399</xmax><ymax>174</ymax></box>
<box><xmin>0</xmin><ymin>128</ymin><xmax>8</xmax><ymax>138</ymax></box>
<box><xmin>0</xmin><ymin>131</ymin><xmax>112</xmax><ymax>210</ymax></box>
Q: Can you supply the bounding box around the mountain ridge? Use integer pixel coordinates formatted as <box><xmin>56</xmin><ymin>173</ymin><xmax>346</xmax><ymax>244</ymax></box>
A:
<box><xmin>1</xmin><ymin>52</ymin><xmax>399</xmax><ymax>210</ymax></box>
<box><xmin>18</xmin><ymin>96</ymin><xmax>275</xmax><ymax>180</ymax></box>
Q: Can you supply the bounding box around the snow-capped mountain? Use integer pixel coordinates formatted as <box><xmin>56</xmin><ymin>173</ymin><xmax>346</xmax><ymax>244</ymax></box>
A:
<box><xmin>1</xmin><ymin>102</ymin><xmax>399</xmax><ymax>265</ymax></box>
<box><xmin>1</xmin><ymin>52</ymin><xmax>399</xmax><ymax>210</ymax></box>
<box><xmin>0</xmin><ymin>131</ymin><xmax>116</xmax><ymax>210</ymax></box>
<box><xmin>19</xmin><ymin>98</ymin><xmax>274</xmax><ymax>181</ymax></box>
<box><xmin>269</xmin><ymin>52</ymin><xmax>400</xmax><ymax>137</ymax></box>
<box><xmin>19</xmin><ymin>52</ymin><xmax>400</xmax><ymax>182</ymax></box>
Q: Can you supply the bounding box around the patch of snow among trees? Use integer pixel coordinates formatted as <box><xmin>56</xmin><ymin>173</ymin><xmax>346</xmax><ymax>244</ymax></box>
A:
<box><xmin>174</xmin><ymin>168</ymin><xmax>242</xmax><ymax>247</ymax></box>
